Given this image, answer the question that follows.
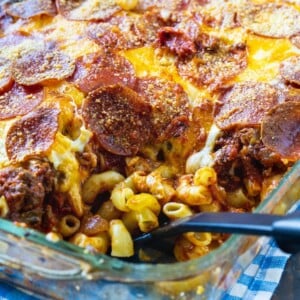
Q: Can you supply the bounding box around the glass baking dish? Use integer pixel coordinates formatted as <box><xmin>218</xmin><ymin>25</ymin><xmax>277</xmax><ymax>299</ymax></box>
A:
<box><xmin>0</xmin><ymin>160</ymin><xmax>299</xmax><ymax>299</ymax></box>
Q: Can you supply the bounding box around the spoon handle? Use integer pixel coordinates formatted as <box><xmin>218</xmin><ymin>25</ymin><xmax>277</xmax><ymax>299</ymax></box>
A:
<box><xmin>273</xmin><ymin>217</ymin><xmax>300</xmax><ymax>253</ymax></box>
<box><xmin>134</xmin><ymin>212</ymin><xmax>300</xmax><ymax>254</ymax></box>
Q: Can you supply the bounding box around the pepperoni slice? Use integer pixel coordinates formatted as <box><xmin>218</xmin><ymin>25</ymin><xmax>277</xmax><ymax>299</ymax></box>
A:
<box><xmin>87</xmin><ymin>15</ymin><xmax>145</xmax><ymax>51</ymax></box>
<box><xmin>82</xmin><ymin>85</ymin><xmax>152</xmax><ymax>156</ymax></box>
<box><xmin>134</xmin><ymin>10</ymin><xmax>167</xmax><ymax>45</ymax></box>
<box><xmin>158</xmin><ymin>27</ymin><xmax>196</xmax><ymax>57</ymax></box>
<box><xmin>177</xmin><ymin>38</ymin><xmax>247</xmax><ymax>90</ymax></box>
<box><xmin>86</xmin><ymin>11</ymin><xmax>164</xmax><ymax>51</ymax></box>
<box><xmin>0</xmin><ymin>84</ymin><xmax>43</xmax><ymax>120</ymax></box>
<box><xmin>12</xmin><ymin>47</ymin><xmax>75</xmax><ymax>86</ymax></box>
<box><xmin>239</xmin><ymin>4</ymin><xmax>300</xmax><ymax>38</ymax></box>
<box><xmin>86</xmin><ymin>22</ymin><xmax>125</xmax><ymax>51</ymax></box>
<box><xmin>56</xmin><ymin>0</ymin><xmax>121</xmax><ymax>21</ymax></box>
<box><xmin>0</xmin><ymin>33</ymin><xmax>47</xmax><ymax>63</ymax></box>
<box><xmin>5</xmin><ymin>0</ymin><xmax>57</xmax><ymax>19</ymax></box>
<box><xmin>70</xmin><ymin>52</ymin><xmax>136</xmax><ymax>93</ymax></box>
<box><xmin>6</xmin><ymin>104</ymin><xmax>60</xmax><ymax>161</ymax></box>
<box><xmin>136</xmin><ymin>77</ymin><xmax>190</xmax><ymax>141</ymax></box>
<box><xmin>173</xmin><ymin>14</ymin><xmax>201</xmax><ymax>42</ymax></box>
<box><xmin>0</xmin><ymin>57</ymin><xmax>13</xmax><ymax>94</ymax></box>
<box><xmin>215</xmin><ymin>82</ymin><xmax>279</xmax><ymax>130</ymax></box>
<box><xmin>262</xmin><ymin>101</ymin><xmax>300</xmax><ymax>160</ymax></box>
<box><xmin>280</xmin><ymin>56</ymin><xmax>300</xmax><ymax>86</ymax></box>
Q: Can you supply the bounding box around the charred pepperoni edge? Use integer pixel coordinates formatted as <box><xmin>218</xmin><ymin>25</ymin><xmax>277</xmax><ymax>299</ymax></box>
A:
<box><xmin>86</xmin><ymin>12</ymin><xmax>166</xmax><ymax>51</ymax></box>
<box><xmin>5</xmin><ymin>104</ymin><xmax>60</xmax><ymax>161</ymax></box>
<box><xmin>0</xmin><ymin>83</ymin><xmax>44</xmax><ymax>120</ymax></box>
<box><xmin>86</xmin><ymin>16</ymin><xmax>146</xmax><ymax>51</ymax></box>
<box><xmin>4</xmin><ymin>0</ymin><xmax>57</xmax><ymax>19</ymax></box>
<box><xmin>261</xmin><ymin>101</ymin><xmax>300</xmax><ymax>160</ymax></box>
<box><xmin>238</xmin><ymin>4</ymin><xmax>300</xmax><ymax>38</ymax></box>
<box><xmin>279</xmin><ymin>56</ymin><xmax>300</xmax><ymax>86</ymax></box>
<box><xmin>12</xmin><ymin>47</ymin><xmax>75</xmax><ymax>86</ymax></box>
<box><xmin>86</xmin><ymin>22</ymin><xmax>125</xmax><ymax>51</ymax></box>
<box><xmin>157</xmin><ymin>26</ymin><xmax>197</xmax><ymax>58</ymax></box>
<box><xmin>70</xmin><ymin>52</ymin><xmax>136</xmax><ymax>93</ymax></box>
<box><xmin>215</xmin><ymin>82</ymin><xmax>279</xmax><ymax>130</ymax></box>
<box><xmin>82</xmin><ymin>84</ymin><xmax>152</xmax><ymax>156</ymax></box>
<box><xmin>0</xmin><ymin>57</ymin><xmax>13</xmax><ymax>94</ymax></box>
<box><xmin>56</xmin><ymin>0</ymin><xmax>121</xmax><ymax>21</ymax></box>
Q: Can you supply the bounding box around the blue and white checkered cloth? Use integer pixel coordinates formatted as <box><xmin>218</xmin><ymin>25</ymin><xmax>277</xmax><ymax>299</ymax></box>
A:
<box><xmin>224</xmin><ymin>239</ymin><xmax>290</xmax><ymax>300</ymax></box>
<box><xmin>224</xmin><ymin>201</ymin><xmax>300</xmax><ymax>300</ymax></box>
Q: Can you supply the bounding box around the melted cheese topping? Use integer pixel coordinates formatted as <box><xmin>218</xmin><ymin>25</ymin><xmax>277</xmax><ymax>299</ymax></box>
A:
<box><xmin>46</xmin><ymin>92</ymin><xmax>92</xmax><ymax>216</ymax></box>
<box><xmin>237</xmin><ymin>34</ymin><xmax>300</xmax><ymax>82</ymax></box>
<box><xmin>49</xmin><ymin>129</ymin><xmax>91</xmax><ymax>216</ymax></box>
<box><xmin>186</xmin><ymin>124</ymin><xmax>221</xmax><ymax>173</ymax></box>
<box><xmin>0</xmin><ymin>120</ymin><xmax>14</xmax><ymax>168</ymax></box>
<box><xmin>122</xmin><ymin>47</ymin><xmax>214</xmax><ymax>105</ymax></box>
<box><xmin>20</xmin><ymin>15</ymin><xmax>101</xmax><ymax>59</ymax></box>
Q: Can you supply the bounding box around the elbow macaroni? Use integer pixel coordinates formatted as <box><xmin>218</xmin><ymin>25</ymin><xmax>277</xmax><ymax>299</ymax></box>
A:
<box><xmin>0</xmin><ymin>196</ymin><xmax>9</xmax><ymax>218</ymax></box>
<box><xmin>136</xmin><ymin>208</ymin><xmax>159</xmax><ymax>233</ymax></box>
<box><xmin>71</xmin><ymin>232</ymin><xmax>110</xmax><ymax>254</ymax></box>
<box><xmin>82</xmin><ymin>171</ymin><xmax>125</xmax><ymax>204</ymax></box>
<box><xmin>174</xmin><ymin>236</ymin><xmax>210</xmax><ymax>262</ymax></box>
<box><xmin>120</xmin><ymin>193</ymin><xmax>161</xmax><ymax>232</ymax></box>
<box><xmin>176</xmin><ymin>175</ymin><xmax>212</xmax><ymax>206</ymax></box>
<box><xmin>122</xmin><ymin>211</ymin><xmax>139</xmax><ymax>233</ymax></box>
<box><xmin>109</xmin><ymin>219</ymin><xmax>134</xmax><ymax>257</ymax></box>
<box><xmin>59</xmin><ymin>214</ymin><xmax>81</xmax><ymax>237</ymax></box>
<box><xmin>193</xmin><ymin>167</ymin><xmax>217</xmax><ymax>186</ymax></box>
<box><xmin>184</xmin><ymin>232</ymin><xmax>212</xmax><ymax>247</ymax></box>
<box><xmin>126</xmin><ymin>193</ymin><xmax>161</xmax><ymax>215</ymax></box>
<box><xmin>111</xmin><ymin>183</ymin><xmax>135</xmax><ymax>212</ymax></box>
<box><xmin>98</xmin><ymin>167</ymin><xmax>220</xmax><ymax>258</ymax></box>
<box><xmin>163</xmin><ymin>202</ymin><xmax>193</xmax><ymax>220</ymax></box>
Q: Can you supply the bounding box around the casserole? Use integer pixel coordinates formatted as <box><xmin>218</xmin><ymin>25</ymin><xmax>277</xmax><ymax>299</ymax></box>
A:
<box><xmin>0</xmin><ymin>0</ymin><xmax>299</xmax><ymax>298</ymax></box>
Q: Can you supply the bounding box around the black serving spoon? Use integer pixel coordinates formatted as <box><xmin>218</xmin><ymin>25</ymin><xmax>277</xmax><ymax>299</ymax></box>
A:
<box><xmin>134</xmin><ymin>211</ymin><xmax>300</xmax><ymax>255</ymax></box>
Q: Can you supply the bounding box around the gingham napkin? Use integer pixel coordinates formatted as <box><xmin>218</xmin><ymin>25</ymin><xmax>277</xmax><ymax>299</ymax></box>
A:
<box><xmin>223</xmin><ymin>239</ymin><xmax>290</xmax><ymax>300</ymax></box>
<box><xmin>223</xmin><ymin>202</ymin><xmax>300</xmax><ymax>300</ymax></box>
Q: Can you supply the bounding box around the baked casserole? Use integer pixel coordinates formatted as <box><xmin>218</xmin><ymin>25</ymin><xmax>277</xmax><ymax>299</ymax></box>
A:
<box><xmin>0</xmin><ymin>0</ymin><xmax>299</xmax><ymax>262</ymax></box>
